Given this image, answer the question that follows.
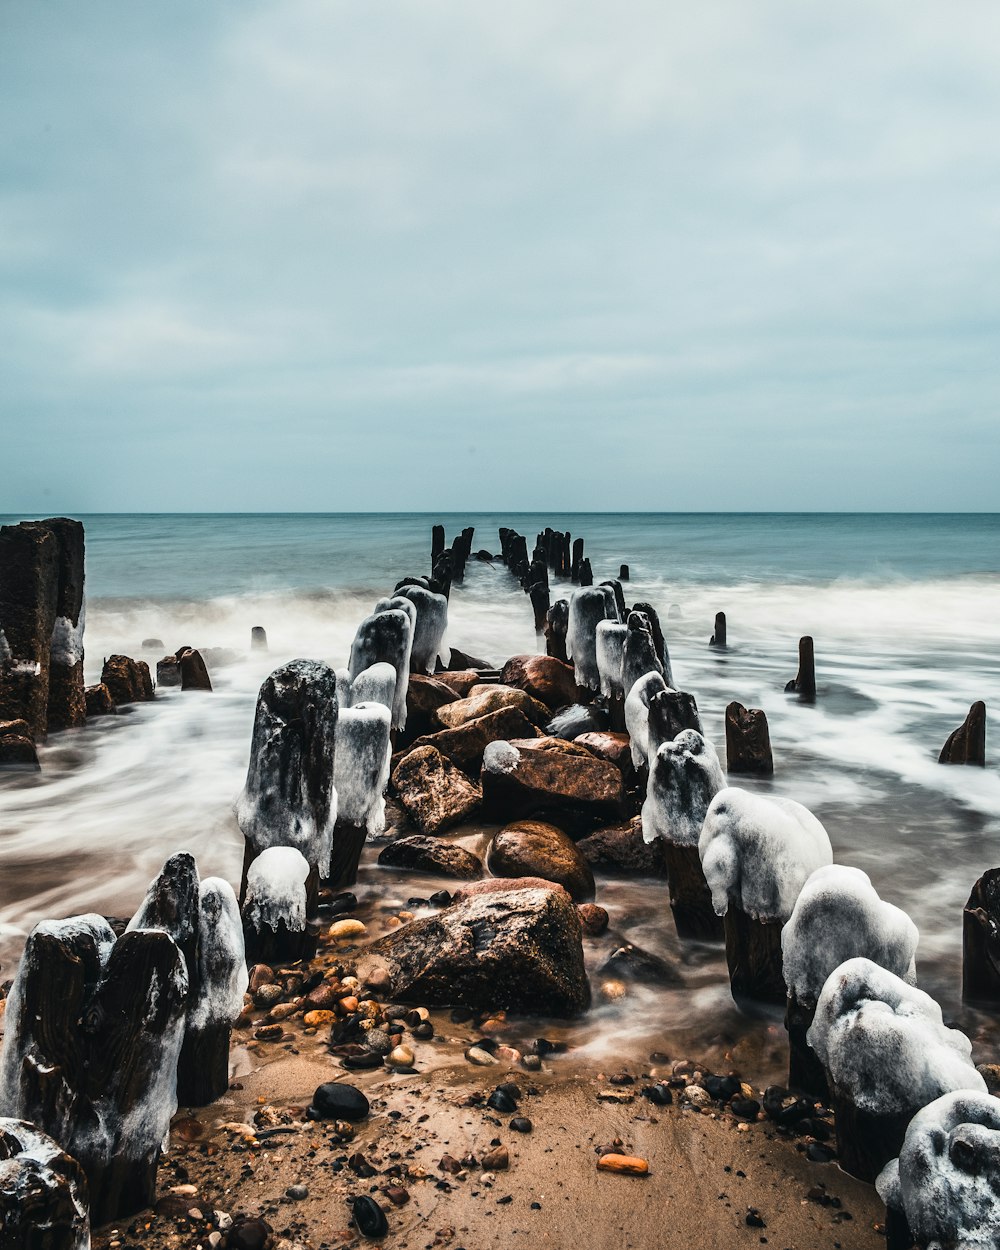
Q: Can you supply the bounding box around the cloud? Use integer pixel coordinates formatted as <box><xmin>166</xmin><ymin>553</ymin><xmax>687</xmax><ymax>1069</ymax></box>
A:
<box><xmin>1</xmin><ymin>0</ymin><xmax>999</xmax><ymax>510</ymax></box>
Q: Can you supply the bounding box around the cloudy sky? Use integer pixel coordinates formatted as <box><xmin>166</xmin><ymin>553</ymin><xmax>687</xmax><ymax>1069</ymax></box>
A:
<box><xmin>3</xmin><ymin>1</ymin><xmax>999</xmax><ymax>511</ymax></box>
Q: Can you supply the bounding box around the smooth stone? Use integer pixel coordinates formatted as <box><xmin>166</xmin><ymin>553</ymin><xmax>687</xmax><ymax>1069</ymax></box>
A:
<box><xmin>309</xmin><ymin>1082</ymin><xmax>370</xmax><ymax>1122</ymax></box>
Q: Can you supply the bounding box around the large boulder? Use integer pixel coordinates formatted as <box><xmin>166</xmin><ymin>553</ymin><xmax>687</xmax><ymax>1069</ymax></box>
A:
<box><xmin>358</xmin><ymin>887</ymin><xmax>590</xmax><ymax>1016</ymax></box>
<box><xmin>390</xmin><ymin>745</ymin><xmax>481</xmax><ymax>833</ymax></box>
<box><xmin>431</xmin><ymin>670</ymin><xmax>482</xmax><ymax>698</ymax></box>
<box><xmin>454</xmin><ymin>876</ymin><xmax>569</xmax><ymax>900</ymax></box>
<box><xmin>574</xmin><ymin>731</ymin><xmax>634</xmax><ymax>776</ymax></box>
<box><xmin>500</xmin><ymin>655</ymin><xmax>579</xmax><ymax>711</ymax></box>
<box><xmin>407</xmin><ymin>707</ymin><xmax>540</xmax><ymax>774</ymax></box>
<box><xmin>481</xmin><ymin>736</ymin><xmax>625</xmax><ymax>834</ymax></box>
<box><xmin>577</xmin><ymin>818</ymin><xmax>669</xmax><ymax>877</ymax></box>
<box><xmin>404</xmin><ymin>674</ymin><xmax>460</xmax><ymax>741</ymax></box>
<box><xmin>378</xmin><ymin>834</ymin><xmax>483</xmax><ymax>879</ymax></box>
<box><xmin>487</xmin><ymin>821</ymin><xmax>595</xmax><ymax>901</ymax></box>
<box><xmin>101</xmin><ymin>655</ymin><xmax>154</xmax><ymax>706</ymax></box>
<box><xmin>434</xmin><ymin>686</ymin><xmax>549</xmax><ymax>730</ymax></box>
<box><xmin>84</xmin><ymin>683</ymin><xmax>116</xmax><ymax>718</ymax></box>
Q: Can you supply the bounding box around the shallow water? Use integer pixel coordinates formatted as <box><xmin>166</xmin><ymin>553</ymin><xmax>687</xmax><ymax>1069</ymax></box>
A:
<box><xmin>1</xmin><ymin>512</ymin><xmax>999</xmax><ymax>1083</ymax></box>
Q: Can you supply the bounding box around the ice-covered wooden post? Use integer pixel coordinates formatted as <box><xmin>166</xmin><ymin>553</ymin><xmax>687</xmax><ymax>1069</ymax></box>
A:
<box><xmin>725</xmin><ymin>701</ymin><xmax>773</xmax><ymax>776</ymax></box>
<box><xmin>808</xmin><ymin>959</ymin><xmax>985</xmax><ymax>1183</ymax></box>
<box><xmin>621</xmin><ymin>611</ymin><xmax>663</xmax><ymax>698</ymax></box>
<box><xmin>641</xmin><ymin>729</ymin><xmax>725</xmax><ymax>940</ymax></box>
<box><xmin>178</xmin><ymin>879</ymin><xmax>248</xmax><ymax>1106</ymax></box>
<box><xmin>781</xmin><ymin>866</ymin><xmax>918</xmax><ymax>1099</ymax></box>
<box><xmin>624</xmin><ymin>670</ymin><xmax>667</xmax><ymax>769</ymax></box>
<box><xmin>544</xmin><ymin>599</ymin><xmax>569</xmax><ymax>663</ymax></box>
<box><xmin>785</xmin><ymin>635</ymin><xmax>816</xmax><ymax>701</ymax></box>
<box><xmin>0</xmin><ymin>1118</ymin><xmax>91</xmax><ymax>1250</ymax></box>
<box><xmin>962</xmin><ymin>867</ymin><xmax>1000</xmax><ymax>1008</ymax></box>
<box><xmin>699</xmin><ymin>787</ymin><xmax>832</xmax><ymax>1009</ymax></box>
<box><xmin>242</xmin><ymin>846</ymin><xmax>313</xmax><ymax>965</ymax></box>
<box><xmin>0</xmin><ymin>916</ymin><xmax>189</xmax><ymax>1225</ymax></box>
<box><xmin>396</xmin><ymin>585</ymin><xmax>448</xmax><ymax>676</ymax></box>
<box><xmin>566</xmin><ymin>586</ymin><xmax>619</xmax><ymax>693</ymax></box>
<box><xmin>630</xmin><ymin>601</ymin><xmax>670</xmax><ymax>681</ymax></box>
<box><xmin>939</xmin><ymin>701</ymin><xmax>986</xmax><ymax>766</ymax></box>
<box><xmin>875</xmin><ymin>1092</ymin><xmax>1000</xmax><ymax>1250</ymax></box>
<box><xmin>647</xmin><ymin>688</ymin><xmax>702</xmax><ymax>755</ymax></box>
<box><xmin>330</xmin><ymin>703</ymin><xmax>392</xmax><ymax>889</ymax></box>
<box><xmin>596</xmin><ymin>620</ymin><xmax>628</xmax><ymax>731</ymax></box>
<box><xmin>349</xmin><ymin>608</ymin><xmax>412</xmax><ymax>730</ymax></box>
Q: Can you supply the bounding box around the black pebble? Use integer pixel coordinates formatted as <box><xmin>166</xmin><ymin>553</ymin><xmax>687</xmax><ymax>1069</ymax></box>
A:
<box><xmin>730</xmin><ymin>1098</ymin><xmax>761</xmax><ymax>1121</ymax></box>
<box><xmin>641</xmin><ymin>1083</ymin><xmax>673</xmax><ymax>1105</ymax></box>
<box><xmin>510</xmin><ymin>1117</ymin><xmax>532</xmax><ymax>1133</ymax></box>
<box><xmin>309</xmin><ymin>1082</ymin><xmax>370</xmax><ymax>1122</ymax></box>
<box><xmin>351</xmin><ymin>1195</ymin><xmax>388</xmax><ymax>1239</ymax></box>
<box><xmin>487</xmin><ymin>1088</ymin><xmax>518</xmax><ymax>1114</ymax></box>
<box><xmin>807</xmin><ymin>1142</ymin><xmax>836</xmax><ymax>1163</ymax></box>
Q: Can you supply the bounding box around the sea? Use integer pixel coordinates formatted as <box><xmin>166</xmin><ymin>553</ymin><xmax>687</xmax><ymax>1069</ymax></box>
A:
<box><xmin>1</xmin><ymin>512</ymin><xmax>999</xmax><ymax>1080</ymax></box>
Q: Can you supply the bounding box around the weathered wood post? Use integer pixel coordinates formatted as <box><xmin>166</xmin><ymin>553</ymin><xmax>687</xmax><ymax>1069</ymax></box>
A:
<box><xmin>251</xmin><ymin>625</ymin><xmax>268</xmax><ymax>651</ymax></box>
<box><xmin>0</xmin><ymin>917</ymin><xmax>189</xmax><ymax>1226</ymax></box>
<box><xmin>431</xmin><ymin>523</ymin><xmax>445</xmax><ymax>571</ymax></box>
<box><xmin>0</xmin><ymin>521</ymin><xmax>59</xmax><ymax>740</ymax></box>
<box><xmin>178</xmin><ymin>647</ymin><xmax>213</xmax><ymax>691</ymax></box>
<box><xmin>619</xmin><ymin>563</ymin><xmax>629</xmax><ymax>581</ymax></box>
<box><xmin>100</xmin><ymin>655</ymin><xmax>154</xmax><ymax>705</ymax></box>
<box><xmin>939</xmin><ymin>701</ymin><xmax>986</xmax><ymax>766</ymax></box>
<box><xmin>0</xmin><ymin>1119</ymin><xmax>91</xmax><ymax>1250</ymax></box>
<box><xmin>699</xmin><ymin>787</ymin><xmax>832</xmax><ymax>1010</ymax></box>
<box><xmin>331</xmin><ymin>703</ymin><xmax>392</xmax><ymax>888</ymax></box>
<box><xmin>571</xmin><ymin>538</ymin><xmax>584</xmax><ymax>583</ymax></box>
<box><xmin>242</xmin><ymin>846</ymin><xmax>316</xmax><ymax>965</ymax></box>
<box><xmin>544</xmin><ymin>599</ymin><xmax>569</xmax><ymax>662</ymax></box>
<box><xmin>963</xmin><ymin>868</ymin><xmax>1000</xmax><ymax>1007</ymax></box>
<box><xmin>709</xmin><ymin>611</ymin><xmax>727</xmax><ymax>649</ymax></box>
<box><xmin>578</xmin><ymin>557</ymin><xmax>593</xmax><ymax>586</ymax></box>
<box><xmin>785</xmin><ymin>635</ymin><xmax>816</xmax><ymax>702</ymax></box>
<box><xmin>725</xmin><ymin>701</ymin><xmax>774</xmax><ymax>775</ymax></box>
<box><xmin>529</xmin><ymin>581</ymin><xmax>551</xmax><ymax>633</ymax></box>
<box><xmin>647</xmin><ymin>688</ymin><xmax>702</xmax><ymax>754</ymax></box>
<box><xmin>126</xmin><ymin>851</ymin><xmax>200</xmax><ymax>974</ymax></box>
<box><xmin>42</xmin><ymin>518</ymin><xmax>86</xmax><ymax>733</ymax></box>
<box><xmin>642</xmin><ymin>730</ymin><xmax>726</xmax><ymax>941</ymax></box>
<box><xmin>630</xmin><ymin>601</ymin><xmax>671</xmax><ymax>684</ymax></box>
<box><xmin>177</xmin><ymin>878</ymin><xmax>248</xmax><ymax>1106</ymax></box>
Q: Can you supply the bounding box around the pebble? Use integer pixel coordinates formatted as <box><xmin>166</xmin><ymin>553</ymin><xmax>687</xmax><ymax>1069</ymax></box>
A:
<box><xmin>495</xmin><ymin>1045</ymin><xmax>522</xmax><ymax>1064</ymax></box>
<box><xmin>599</xmin><ymin>978</ymin><xmax>628</xmax><ymax>1002</ymax></box>
<box><xmin>249</xmin><ymin>964</ymin><xmax>275</xmax><ymax>992</ymax></box>
<box><xmin>683</xmin><ymin>1084</ymin><xmax>713</xmax><ymax>1108</ymax></box>
<box><xmin>521</xmin><ymin>1054</ymin><xmax>542</xmax><ymax>1071</ymax></box>
<box><xmin>286</xmin><ymin>1185</ymin><xmax>309</xmax><ymax>1200</ymax></box>
<box><xmin>387</xmin><ymin>1044</ymin><xmax>415</xmax><ymax>1068</ymax></box>
<box><xmin>596</xmin><ymin>1154</ymin><xmax>649</xmax><ymax>1176</ymax></box>
<box><xmin>227</xmin><ymin>1217</ymin><xmax>272</xmax><ymax>1250</ymax></box>
<box><xmin>308</xmin><ymin>1081</ymin><xmax>370</xmax><ymax>1122</ymax></box>
<box><xmin>597</xmin><ymin>1089</ymin><xmax>634</xmax><ymax>1103</ymax></box>
<box><xmin>731</xmin><ymin>1097</ymin><xmax>761</xmax><ymax>1121</ymax></box>
<box><xmin>253</xmin><ymin>1024</ymin><xmax>283</xmax><ymax>1041</ymax></box>
<box><xmin>577</xmin><ymin>903</ymin><xmax>610</xmax><ymax>935</ymax></box>
<box><xmin>466</xmin><ymin>1046</ymin><xmax>499</xmax><ymax>1066</ymax></box>
<box><xmin>641</xmin><ymin>1083</ymin><xmax>673</xmax><ymax>1106</ymax></box>
<box><xmin>480</xmin><ymin>1145</ymin><xmax>509</xmax><ymax>1171</ymax></box>
<box><xmin>383</xmin><ymin>1184</ymin><xmax>410</xmax><ymax>1206</ymax></box>
<box><xmin>350</xmin><ymin>1194</ymin><xmax>389</xmax><ymax>1239</ymax></box>
<box><xmin>510</xmin><ymin>1117</ymin><xmax>532</xmax><ymax>1133</ymax></box>
<box><xmin>486</xmin><ymin>1087</ymin><xmax>519</xmax><ymax>1113</ymax></box>
<box><xmin>329</xmin><ymin>919</ymin><xmax>367</xmax><ymax>940</ymax></box>
<box><xmin>254</xmin><ymin>983</ymin><xmax>284</xmax><ymax>1007</ymax></box>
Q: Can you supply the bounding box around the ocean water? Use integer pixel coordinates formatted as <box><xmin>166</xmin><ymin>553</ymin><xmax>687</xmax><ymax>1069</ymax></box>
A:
<box><xmin>1</xmin><ymin>513</ymin><xmax>999</xmax><ymax>1078</ymax></box>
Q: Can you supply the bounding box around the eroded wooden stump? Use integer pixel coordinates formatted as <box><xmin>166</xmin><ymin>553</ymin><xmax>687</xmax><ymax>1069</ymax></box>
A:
<box><xmin>939</xmin><ymin>700</ymin><xmax>986</xmax><ymax>766</ymax></box>
<box><xmin>0</xmin><ymin>1118</ymin><xmax>90</xmax><ymax>1250</ymax></box>
<box><xmin>723</xmin><ymin>904</ymin><xmax>786</xmax><ymax>1009</ymax></box>
<box><xmin>784</xmin><ymin>635</ymin><xmax>816</xmax><ymax>702</ymax></box>
<box><xmin>661</xmin><ymin>842</ymin><xmax>724</xmax><ymax>942</ymax></box>
<box><xmin>784</xmin><ymin>993</ymin><xmax>828</xmax><ymax>1099</ymax></box>
<box><xmin>963</xmin><ymin>867</ymin><xmax>1000</xmax><ymax>1008</ymax></box>
<box><xmin>725</xmin><ymin>701</ymin><xmax>774</xmax><ymax>776</ymax></box>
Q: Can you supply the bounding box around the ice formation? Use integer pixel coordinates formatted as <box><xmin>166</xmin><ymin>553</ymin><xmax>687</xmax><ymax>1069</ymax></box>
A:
<box><xmin>349</xmin><ymin>661</ymin><xmax>397</xmax><ymax>714</ymax></box>
<box><xmin>621</xmin><ymin>612</ymin><xmax>663</xmax><ymax>698</ymax></box>
<box><xmin>0</xmin><ymin>915</ymin><xmax>188</xmax><ymax>1209</ymax></box>
<box><xmin>335</xmin><ymin>666</ymin><xmax>353</xmax><ymax>711</ymax></box>
<box><xmin>188</xmin><ymin>878</ymin><xmax>248</xmax><ymax>1032</ymax></box>
<box><xmin>595</xmin><ymin>621</ymin><xmax>628</xmax><ymax>699</ymax></box>
<box><xmin>244</xmin><ymin>846</ymin><xmax>310</xmax><ymax>935</ymax></box>
<box><xmin>235</xmin><ymin>659</ymin><xmax>339</xmax><ymax>876</ymax></box>
<box><xmin>0</xmin><ymin>1117</ymin><xmax>91</xmax><ymax>1249</ymax></box>
<box><xmin>624</xmin><ymin>670</ymin><xmax>668</xmax><ymax>766</ymax></box>
<box><xmin>808</xmin><ymin>958</ymin><xmax>985</xmax><ymax>1115</ymax></box>
<box><xmin>396</xmin><ymin>583</ymin><xmax>450</xmax><ymax>674</ymax></box>
<box><xmin>0</xmin><ymin>628</ymin><xmax>10</xmax><ymax>664</ymax></box>
<box><xmin>545</xmin><ymin>703</ymin><xmax>607</xmax><ymax>740</ymax></box>
<box><xmin>876</xmin><ymin>1091</ymin><xmax>1000</xmax><ymax>1250</ymax></box>
<box><xmin>50</xmin><ymin>599</ymin><xmax>86</xmax><ymax>667</ymax></box>
<box><xmin>125</xmin><ymin>850</ymin><xmax>200</xmax><ymax>974</ymax></box>
<box><xmin>699</xmin><ymin>787</ymin><xmax>833</xmax><ymax>921</ymax></box>
<box><xmin>642</xmin><ymin>729</ymin><xmax>726</xmax><ymax>847</ymax></box>
<box><xmin>566</xmin><ymin>586</ymin><xmax>619</xmax><ymax>690</ymax></box>
<box><xmin>782</xmin><ymin>865</ymin><xmax>918</xmax><ymax>1006</ymax></box>
<box><xmin>482</xmin><ymin>740</ymin><xmax>521</xmax><ymax>775</ymax></box>
<box><xmin>334</xmin><ymin>702</ymin><xmax>392</xmax><ymax>834</ymax></box>
<box><xmin>349</xmin><ymin>609</ymin><xmax>413</xmax><ymax>729</ymax></box>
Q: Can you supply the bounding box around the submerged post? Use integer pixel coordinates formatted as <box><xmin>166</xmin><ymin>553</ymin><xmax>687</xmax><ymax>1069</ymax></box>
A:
<box><xmin>939</xmin><ymin>701</ymin><xmax>986</xmax><ymax>766</ymax></box>
<box><xmin>709</xmin><ymin>611</ymin><xmax>727</xmax><ymax>649</ymax></box>
<box><xmin>784</xmin><ymin>635</ymin><xmax>816</xmax><ymax>701</ymax></box>
<box><xmin>725</xmin><ymin>701</ymin><xmax>773</xmax><ymax>776</ymax></box>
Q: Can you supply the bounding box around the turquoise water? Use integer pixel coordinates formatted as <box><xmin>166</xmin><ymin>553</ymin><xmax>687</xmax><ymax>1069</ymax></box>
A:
<box><xmin>1</xmin><ymin>513</ymin><xmax>998</xmax><ymax>1075</ymax></box>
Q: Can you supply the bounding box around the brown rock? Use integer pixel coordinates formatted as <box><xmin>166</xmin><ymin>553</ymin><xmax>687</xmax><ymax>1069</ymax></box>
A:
<box><xmin>405</xmin><ymin>674</ymin><xmax>460</xmax><ymax>741</ymax></box>
<box><xmin>431</xmin><ymin>670</ymin><xmax>482</xmax><ymax>698</ymax></box>
<box><xmin>481</xmin><ymin>1145</ymin><xmax>509</xmax><ymax>1171</ymax></box>
<box><xmin>487</xmin><ymin>821</ymin><xmax>595</xmax><ymax>901</ymax></box>
<box><xmin>435</xmin><ymin>687</ymin><xmax>549</xmax><ymax>731</ymax></box>
<box><xmin>577</xmin><ymin>903</ymin><xmax>609</xmax><ymax>935</ymax></box>
<box><xmin>725</xmin><ymin>701</ymin><xmax>774</xmax><ymax>776</ymax></box>
<box><xmin>455</xmin><ymin>876</ymin><xmax>569</xmax><ymax>901</ymax></box>
<box><xmin>481</xmin><ymin>737</ymin><xmax>625</xmax><ymax>835</ymax></box>
<box><xmin>408</xmin><ymin>707</ymin><xmax>540</xmax><ymax>775</ymax></box>
<box><xmin>575</xmin><ymin>731</ymin><xmax>634</xmax><ymax>774</ymax></box>
<box><xmin>359</xmin><ymin>886</ymin><xmax>590</xmax><ymax>1017</ymax></box>
<box><xmin>939</xmin><ymin>700</ymin><xmax>986</xmax><ymax>767</ymax></box>
<box><xmin>500</xmin><ymin>655</ymin><xmax>578</xmax><ymax>710</ymax></box>
<box><xmin>0</xmin><ymin>718</ymin><xmax>39</xmax><ymax>771</ymax></box>
<box><xmin>179</xmin><ymin>647</ymin><xmax>213</xmax><ymax>691</ymax></box>
<box><xmin>577</xmin><ymin>818</ymin><xmax>669</xmax><ymax>878</ymax></box>
<box><xmin>156</xmin><ymin>656</ymin><xmax>181</xmax><ymax>687</ymax></box>
<box><xmin>101</xmin><ymin>655</ymin><xmax>154</xmax><ymax>706</ymax></box>
<box><xmin>378</xmin><ymin>834</ymin><xmax>483</xmax><ymax>879</ymax></box>
<box><xmin>390</xmin><ymin>745</ymin><xmax>481</xmax><ymax>834</ymax></box>
<box><xmin>597</xmin><ymin>1153</ymin><xmax>649</xmax><ymax>1175</ymax></box>
<box><xmin>84</xmin><ymin>682</ymin><xmax>116</xmax><ymax>718</ymax></box>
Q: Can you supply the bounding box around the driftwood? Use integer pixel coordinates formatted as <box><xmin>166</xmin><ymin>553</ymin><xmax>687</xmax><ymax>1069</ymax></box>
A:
<box><xmin>725</xmin><ymin>701</ymin><xmax>774</xmax><ymax>776</ymax></box>
<box><xmin>0</xmin><ymin>1118</ymin><xmax>90</xmax><ymax>1250</ymax></box>
<box><xmin>963</xmin><ymin>868</ymin><xmax>1000</xmax><ymax>1008</ymax></box>
<box><xmin>723</xmin><ymin>903</ymin><xmax>786</xmax><ymax>1009</ymax></box>
<box><xmin>0</xmin><ymin>919</ymin><xmax>188</xmax><ymax>1226</ymax></box>
<box><xmin>661</xmin><ymin>842</ymin><xmax>724</xmax><ymax>942</ymax></box>
<box><xmin>784</xmin><ymin>993</ymin><xmax>829</xmax><ymax>1099</ymax></box>
<box><xmin>939</xmin><ymin>700</ymin><xmax>986</xmax><ymax>766</ymax></box>
<box><xmin>784</xmin><ymin>635</ymin><xmax>816</xmax><ymax>702</ymax></box>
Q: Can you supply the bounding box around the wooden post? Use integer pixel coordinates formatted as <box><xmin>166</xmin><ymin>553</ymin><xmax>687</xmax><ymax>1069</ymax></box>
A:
<box><xmin>242</xmin><ymin>847</ymin><xmax>319</xmax><ymax>966</ymax></box>
<box><xmin>709</xmin><ymin>611</ymin><xmax>727</xmax><ymax>648</ymax></box>
<box><xmin>0</xmin><ymin>1119</ymin><xmax>91</xmax><ymax>1250</ymax></box>
<box><xmin>42</xmin><ymin>518</ymin><xmax>87</xmax><ymax>733</ymax></box>
<box><xmin>178</xmin><ymin>647</ymin><xmax>212</xmax><ymax>691</ymax></box>
<box><xmin>725</xmin><ymin>701</ymin><xmax>774</xmax><ymax>776</ymax></box>
<box><xmin>600</xmin><ymin>579</ymin><xmax>626</xmax><ymax>620</ymax></box>
<box><xmin>544</xmin><ymin>600</ymin><xmax>569</xmax><ymax>662</ymax></box>
<box><xmin>529</xmin><ymin>582</ymin><xmax>550</xmax><ymax>633</ymax></box>
<box><xmin>250</xmin><ymin>625</ymin><xmax>268</xmax><ymax>651</ymax></box>
<box><xmin>579</xmin><ymin>558</ymin><xmax>593</xmax><ymax>586</ymax></box>
<box><xmin>647</xmin><ymin>689</ymin><xmax>702</xmax><ymax>752</ymax></box>
<box><xmin>127</xmin><ymin>851</ymin><xmax>200</xmax><ymax>976</ymax></box>
<box><xmin>0</xmin><ymin>918</ymin><xmax>188</xmax><ymax>1226</ymax></box>
<box><xmin>829</xmin><ymin>1095</ymin><xmax>913</xmax><ymax>1184</ymax></box>
<box><xmin>723</xmin><ymin>903</ymin><xmax>786</xmax><ymax>1009</ymax></box>
<box><xmin>100</xmin><ymin>655</ymin><xmax>154</xmax><ymax>705</ymax></box>
<box><xmin>940</xmin><ymin>701</ymin><xmax>986</xmax><ymax>766</ymax></box>
<box><xmin>963</xmin><ymin>868</ymin><xmax>1000</xmax><ymax>1007</ymax></box>
<box><xmin>431</xmin><ymin>523</ymin><xmax>445</xmax><ymax>571</ymax></box>
<box><xmin>784</xmin><ymin>635</ymin><xmax>816</xmax><ymax>701</ymax></box>
<box><xmin>630</xmin><ymin>601</ymin><xmax>668</xmax><ymax>676</ymax></box>
<box><xmin>0</xmin><ymin>521</ymin><xmax>59</xmax><ymax>740</ymax></box>
<box><xmin>784</xmin><ymin>994</ymin><xmax>828</xmax><ymax>1099</ymax></box>
<box><xmin>432</xmin><ymin>548</ymin><xmax>453</xmax><ymax>598</ymax></box>
<box><xmin>661</xmin><ymin>843</ymin><xmax>724</xmax><ymax>941</ymax></box>
<box><xmin>571</xmin><ymin>538</ymin><xmax>584</xmax><ymax>583</ymax></box>
<box><xmin>619</xmin><ymin>563</ymin><xmax>629</xmax><ymax>581</ymax></box>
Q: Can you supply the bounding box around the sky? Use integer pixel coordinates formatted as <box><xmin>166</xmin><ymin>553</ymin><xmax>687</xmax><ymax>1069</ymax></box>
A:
<box><xmin>2</xmin><ymin>1</ymin><xmax>999</xmax><ymax>512</ymax></box>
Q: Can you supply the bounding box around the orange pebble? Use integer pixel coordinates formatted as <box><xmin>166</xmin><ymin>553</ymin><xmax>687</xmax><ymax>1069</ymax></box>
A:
<box><xmin>596</xmin><ymin>1154</ymin><xmax>649</xmax><ymax>1176</ymax></box>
